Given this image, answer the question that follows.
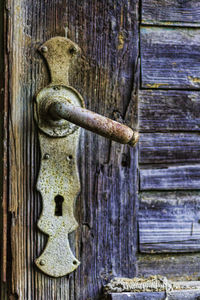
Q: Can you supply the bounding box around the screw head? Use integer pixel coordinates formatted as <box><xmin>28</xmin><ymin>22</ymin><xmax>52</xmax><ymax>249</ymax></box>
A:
<box><xmin>40</xmin><ymin>46</ymin><xmax>48</xmax><ymax>53</ymax></box>
<box><xmin>40</xmin><ymin>260</ymin><xmax>45</xmax><ymax>266</ymax></box>
<box><xmin>43</xmin><ymin>153</ymin><xmax>50</xmax><ymax>160</ymax></box>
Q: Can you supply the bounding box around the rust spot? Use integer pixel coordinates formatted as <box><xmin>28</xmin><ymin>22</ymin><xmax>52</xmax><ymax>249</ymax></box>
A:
<box><xmin>118</xmin><ymin>32</ymin><xmax>124</xmax><ymax>50</ymax></box>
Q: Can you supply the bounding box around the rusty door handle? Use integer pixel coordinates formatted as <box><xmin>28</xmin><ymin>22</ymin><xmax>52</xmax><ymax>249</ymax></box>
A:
<box><xmin>34</xmin><ymin>36</ymin><xmax>139</xmax><ymax>278</ymax></box>
<box><xmin>43</xmin><ymin>99</ymin><xmax>139</xmax><ymax>146</ymax></box>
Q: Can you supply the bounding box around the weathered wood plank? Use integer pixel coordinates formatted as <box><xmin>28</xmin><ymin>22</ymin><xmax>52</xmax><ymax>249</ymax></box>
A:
<box><xmin>139</xmin><ymin>90</ymin><xmax>200</xmax><ymax>132</ymax></box>
<box><xmin>109</xmin><ymin>290</ymin><xmax>200</xmax><ymax>300</ymax></box>
<box><xmin>142</xmin><ymin>0</ymin><xmax>200</xmax><ymax>27</ymax></box>
<box><xmin>138</xmin><ymin>253</ymin><xmax>200</xmax><ymax>281</ymax></box>
<box><xmin>1</xmin><ymin>0</ymin><xmax>8</xmax><ymax>292</ymax></box>
<box><xmin>107</xmin><ymin>278</ymin><xmax>200</xmax><ymax>299</ymax></box>
<box><xmin>109</xmin><ymin>293</ymin><xmax>166</xmax><ymax>300</ymax></box>
<box><xmin>139</xmin><ymin>192</ymin><xmax>200</xmax><ymax>252</ymax></box>
<box><xmin>5</xmin><ymin>0</ymin><xmax>139</xmax><ymax>299</ymax></box>
<box><xmin>140</xmin><ymin>165</ymin><xmax>200</xmax><ymax>190</ymax></box>
<box><xmin>141</xmin><ymin>27</ymin><xmax>200</xmax><ymax>89</ymax></box>
<box><xmin>139</xmin><ymin>133</ymin><xmax>200</xmax><ymax>164</ymax></box>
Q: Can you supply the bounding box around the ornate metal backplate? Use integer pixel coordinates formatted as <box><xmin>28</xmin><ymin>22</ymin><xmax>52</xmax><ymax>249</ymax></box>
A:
<box><xmin>34</xmin><ymin>37</ymin><xmax>84</xmax><ymax>277</ymax></box>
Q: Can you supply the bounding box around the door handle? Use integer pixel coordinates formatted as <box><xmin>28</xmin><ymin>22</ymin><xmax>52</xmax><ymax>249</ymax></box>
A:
<box><xmin>41</xmin><ymin>94</ymin><xmax>139</xmax><ymax>146</ymax></box>
<box><xmin>34</xmin><ymin>37</ymin><xmax>139</xmax><ymax>277</ymax></box>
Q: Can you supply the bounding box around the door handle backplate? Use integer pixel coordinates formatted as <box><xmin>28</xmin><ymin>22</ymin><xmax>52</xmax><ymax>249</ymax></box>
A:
<box><xmin>34</xmin><ymin>37</ymin><xmax>139</xmax><ymax>277</ymax></box>
<box><xmin>34</xmin><ymin>37</ymin><xmax>83</xmax><ymax>277</ymax></box>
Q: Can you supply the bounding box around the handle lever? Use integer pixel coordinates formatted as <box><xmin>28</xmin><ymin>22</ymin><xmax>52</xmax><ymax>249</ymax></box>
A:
<box><xmin>46</xmin><ymin>100</ymin><xmax>139</xmax><ymax>146</ymax></box>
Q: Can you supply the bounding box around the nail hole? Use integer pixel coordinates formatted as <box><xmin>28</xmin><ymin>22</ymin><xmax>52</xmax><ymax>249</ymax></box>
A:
<box><xmin>73</xmin><ymin>260</ymin><xmax>77</xmax><ymax>265</ymax></box>
<box><xmin>54</xmin><ymin>195</ymin><xmax>64</xmax><ymax>216</ymax></box>
<box><xmin>69</xmin><ymin>46</ymin><xmax>76</xmax><ymax>54</ymax></box>
<box><xmin>67</xmin><ymin>154</ymin><xmax>73</xmax><ymax>161</ymax></box>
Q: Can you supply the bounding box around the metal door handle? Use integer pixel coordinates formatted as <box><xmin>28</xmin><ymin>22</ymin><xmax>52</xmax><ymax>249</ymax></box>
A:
<box><xmin>43</xmin><ymin>98</ymin><xmax>139</xmax><ymax>146</ymax></box>
<box><xmin>34</xmin><ymin>37</ymin><xmax>139</xmax><ymax>278</ymax></box>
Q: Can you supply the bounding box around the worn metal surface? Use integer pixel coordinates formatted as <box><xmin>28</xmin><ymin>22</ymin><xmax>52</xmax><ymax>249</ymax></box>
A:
<box><xmin>35</xmin><ymin>35</ymin><xmax>138</xmax><ymax>278</ymax></box>
<box><xmin>38</xmin><ymin>36</ymin><xmax>80</xmax><ymax>86</ymax></box>
<box><xmin>37</xmin><ymin>37</ymin><xmax>139</xmax><ymax>146</ymax></box>
<box><xmin>35</xmin><ymin>34</ymin><xmax>139</xmax><ymax>278</ymax></box>
<box><xmin>35</xmin><ymin>37</ymin><xmax>83</xmax><ymax>277</ymax></box>
<box><xmin>35</xmin><ymin>84</ymin><xmax>84</xmax><ymax>137</ymax></box>
<box><xmin>48</xmin><ymin>101</ymin><xmax>139</xmax><ymax>146</ymax></box>
<box><xmin>34</xmin><ymin>128</ymin><xmax>81</xmax><ymax>277</ymax></box>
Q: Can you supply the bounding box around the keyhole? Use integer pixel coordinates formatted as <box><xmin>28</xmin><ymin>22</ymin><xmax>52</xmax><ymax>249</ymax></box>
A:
<box><xmin>54</xmin><ymin>195</ymin><xmax>64</xmax><ymax>216</ymax></box>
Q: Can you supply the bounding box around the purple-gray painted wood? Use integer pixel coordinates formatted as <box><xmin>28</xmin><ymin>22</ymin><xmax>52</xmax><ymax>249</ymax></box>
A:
<box><xmin>141</xmin><ymin>27</ymin><xmax>200</xmax><ymax>89</ymax></box>
<box><xmin>139</xmin><ymin>192</ymin><xmax>200</xmax><ymax>252</ymax></box>
<box><xmin>140</xmin><ymin>165</ymin><xmax>200</xmax><ymax>190</ymax></box>
<box><xmin>138</xmin><ymin>253</ymin><xmax>200</xmax><ymax>281</ymax></box>
<box><xmin>109</xmin><ymin>290</ymin><xmax>200</xmax><ymax>300</ymax></box>
<box><xmin>142</xmin><ymin>0</ymin><xmax>200</xmax><ymax>27</ymax></box>
<box><xmin>139</xmin><ymin>133</ymin><xmax>200</xmax><ymax>164</ymax></box>
<box><xmin>139</xmin><ymin>90</ymin><xmax>200</xmax><ymax>132</ymax></box>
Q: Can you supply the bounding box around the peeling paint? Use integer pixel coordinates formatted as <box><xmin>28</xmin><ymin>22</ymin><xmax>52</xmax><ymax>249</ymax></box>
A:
<box><xmin>146</xmin><ymin>83</ymin><xmax>169</xmax><ymax>88</ymax></box>
<box><xmin>118</xmin><ymin>32</ymin><xmax>125</xmax><ymax>50</ymax></box>
<box><xmin>188</xmin><ymin>76</ymin><xmax>200</xmax><ymax>84</ymax></box>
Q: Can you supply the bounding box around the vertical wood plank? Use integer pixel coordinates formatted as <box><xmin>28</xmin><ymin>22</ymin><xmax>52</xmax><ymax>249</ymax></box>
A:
<box><xmin>1</xmin><ymin>0</ymin><xmax>8</xmax><ymax>296</ymax></box>
<box><xmin>5</xmin><ymin>1</ymin><xmax>139</xmax><ymax>299</ymax></box>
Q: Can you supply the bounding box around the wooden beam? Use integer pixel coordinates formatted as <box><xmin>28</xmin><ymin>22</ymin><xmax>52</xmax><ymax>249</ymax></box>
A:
<box><xmin>139</xmin><ymin>192</ymin><xmax>200</xmax><ymax>252</ymax></box>
<box><xmin>109</xmin><ymin>290</ymin><xmax>200</xmax><ymax>299</ymax></box>
<box><xmin>141</xmin><ymin>27</ymin><xmax>200</xmax><ymax>89</ymax></box>
<box><xmin>139</xmin><ymin>133</ymin><xmax>200</xmax><ymax>164</ymax></box>
<box><xmin>138</xmin><ymin>252</ymin><xmax>200</xmax><ymax>281</ymax></box>
<box><xmin>140</xmin><ymin>165</ymin><xmax>200</xmax><ymax>190</ymax></box>
<box><xmin>139</xmin><ymin>90</ymin><xmax>200</xmax><ymax>132</ymax></box>
<box><xmin>141</xmin><ymin>0</ymin><xmax>200</xmax><ymax>27</ymax></box>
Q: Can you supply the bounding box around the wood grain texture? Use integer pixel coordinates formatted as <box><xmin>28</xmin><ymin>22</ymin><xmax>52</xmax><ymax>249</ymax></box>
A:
<box><xmin>1</xmin><ymin>0</ymin><xmax>8</xmax><ymax>295</ymax></box>
<box><xmin>140</xmin><ymin>164</ymin><xmax>200</xmax><ymax>190</ymax></box>
<box><xmin>139</xmin><ymin>192</ymin><xmax>200</xmax><ymax>253</ymax></box>
<box><xmin>141</xmin><ymin>26</ymin><xmax>200</xmax><ymax>89</ymax></box>
<box><xmin>5</xmin><ymin>0</ymin><xmax>139</xmax><ymax>299</ymax></box>
<box><xmin>138</xmin><ymin>253</ymin><xmax>200</xmax><ymax>281</ymax></box>
<box><xmin>142</xmin><ymin>0</ymin><xmax>200</xmax><ymax>27</ymax></box>
<box><xmin>139</xmin><ymin>133</ymin><xmax>200</xmax><ymax>164</ymax></box>
<box><xmin>139</xmin><ymin>90</ymin><xmax>200</xmax><ymax>132</ymax></box>
<box><xmin>109</xmin><ymin>290</ymin><xmax>200</xmax><ymax>300</ymax></box>
<box><xmin>109</xmin><ymin>293</ymin><xmax>166</xmax><ymax>300</ymax></box>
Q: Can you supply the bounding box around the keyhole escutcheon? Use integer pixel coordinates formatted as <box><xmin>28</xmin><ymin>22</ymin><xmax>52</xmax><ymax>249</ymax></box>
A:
<box><xmin>54</xmin><ymin>195</ymin><xmax>64</xmax><ymax>216</ymax></box>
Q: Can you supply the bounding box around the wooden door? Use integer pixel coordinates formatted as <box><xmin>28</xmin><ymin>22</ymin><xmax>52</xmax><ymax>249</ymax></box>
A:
<box><xmin>1</xmin><ymin>1</ymin><xmax>200</xmax><ymax>300</ymax></box>
<box><xmin>1</xmin><ymin>1</ymin><xmax>139</xmax><ymax>299</ymax></box>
